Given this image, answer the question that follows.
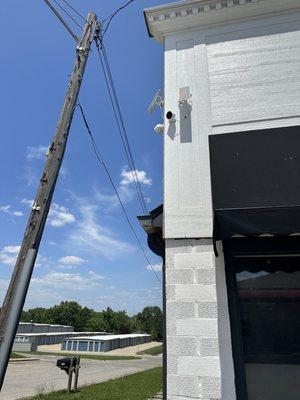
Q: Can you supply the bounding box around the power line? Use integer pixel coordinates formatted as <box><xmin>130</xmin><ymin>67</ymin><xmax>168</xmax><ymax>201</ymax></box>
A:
<box><xmin>43</xmin><ymin>0</ymin><xmax>80</xmax><ymax>42</ymax></box>
<box><xmin>102</xmin><ymin>0</ymin><xmax>135</xmax><ymax>37</ymax></box>
<box><xmin>60</xmin><ymin>0</ymin><xmax>87</xmax><ymax>23</ymax></box>
<box><xmin>52</xmin><ymin>0</ymin><xmax>84</xmax><ymax>30</ymax></box>
<box><xmin>101</xmin><ymin>42</ymin><xmax>149</xmax><ymax>214</ymax></box>
<box><xmin>94</xmin><ymin>36</ymin><xmax>149</xmax><ymax>215</ymax></box>
<box><xmin>77</xmin><ymin>103</ymin><xmax>162</xmax><ymax>284</ymax></box>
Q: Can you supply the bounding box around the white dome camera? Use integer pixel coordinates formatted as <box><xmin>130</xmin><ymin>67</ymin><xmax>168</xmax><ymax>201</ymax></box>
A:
<box><xmin>154</xmin><ymin>124</ymin><xmax>164</xmax><ymax>134</ymax></box>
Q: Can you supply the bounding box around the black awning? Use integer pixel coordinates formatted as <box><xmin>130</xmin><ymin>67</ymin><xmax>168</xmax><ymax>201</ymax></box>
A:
<box><xmin>137</xmin><ymin>204</ymin><xmax>164</xmax><ymax>259</ymax></box>
<box><xmin>209</xmin><ymin>126</ymin><xmax>300</xmax><ymax>241</ymax></box>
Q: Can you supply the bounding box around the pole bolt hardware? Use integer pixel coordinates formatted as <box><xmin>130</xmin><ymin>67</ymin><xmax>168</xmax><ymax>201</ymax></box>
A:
<box><xmin>32</xmin><ymin>203</ymin><xmax>41</xmax><ymax>212</ymax></box>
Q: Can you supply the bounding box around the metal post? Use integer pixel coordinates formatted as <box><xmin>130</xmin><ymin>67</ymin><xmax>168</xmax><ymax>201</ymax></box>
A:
<box><xmin>67</xmin><ymin>358</ymin><xmax>74</xmax><ymax>393</ymax></box>
<box><xmin>73</xmin><ymin>356</ymin><xmax>80</xmax><ymax>391</ymax></box>
<box><xmin>0</xmin><ymin>13</ymin><xmax>98</xmax><ymax>390</ymax></box>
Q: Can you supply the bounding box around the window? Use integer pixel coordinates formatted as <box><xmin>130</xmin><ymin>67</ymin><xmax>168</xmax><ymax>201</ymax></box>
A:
<box><xmin>78</xmin><ymin>341</ymin><xmax>88</xmax><ymax>351</ymax></box>
<box><xmin>225</xmin><ymin>238</ymin><xmax>300</xmax><ymax>400</ymax></box>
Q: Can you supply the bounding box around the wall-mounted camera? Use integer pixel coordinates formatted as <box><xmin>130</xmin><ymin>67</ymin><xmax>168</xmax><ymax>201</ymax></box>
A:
<box><xmin>154</xmin><ymin>124</ymin><xmax>164</xmax><ymax>134</ymax></box>
<box><xmin>166</xmin><ymin>111</ymin><xmax>176</xmax><ymax>123</ymax></box>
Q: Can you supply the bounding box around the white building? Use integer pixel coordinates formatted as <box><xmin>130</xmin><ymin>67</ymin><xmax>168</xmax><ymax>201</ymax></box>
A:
<box><xmin>61</xmin><ymin>334</ymin><xmax>151</xmax><ymax>353</ymax></box>
<box><xmin>141</xmin><ymin>1</ymin><xmax>300</xmax><ymax>399</ymax></box>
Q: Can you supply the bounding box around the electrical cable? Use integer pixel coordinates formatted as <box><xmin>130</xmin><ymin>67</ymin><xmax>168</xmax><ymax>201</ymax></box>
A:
<box><xmin>102</xmin><ymin>0</ymin><xmax>135</xmax><ymax>37</ymax></box>
<box><xmin>101</xmin><ymin>42</ymin><xmax>149</xmax><ymax>214</ymax></box>
<box><xmin>52</xmin><ymin>0</ymin><xmax>84</xmax><ymax>30</ymax></box>
<box><xmin>94</xmin><ymin>37</ymin><xmax>149</xmax><ymax>215</ymax></box>
<box><xmin>60</xmin><ymin>0</ymin><xmax>87</xmax><ymax>23</ymax></box>
<box><xmin>77</xmin><ymin>103</ymin><xmax>162</xmax><ymax>284</ymax></box>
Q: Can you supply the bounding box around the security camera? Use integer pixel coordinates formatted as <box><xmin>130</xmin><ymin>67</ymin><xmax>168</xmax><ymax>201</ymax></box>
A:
<box><xmin>154</xmin><ymin>124</ymin><xmax>164</xmax><ymax>134</ymax></box>
<box><xmin>166</xmin><ymin>111</ymin><xmax>176</xmax><ymax>123</ymax></box>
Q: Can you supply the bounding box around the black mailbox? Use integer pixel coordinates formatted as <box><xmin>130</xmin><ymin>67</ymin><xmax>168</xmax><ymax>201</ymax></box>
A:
<box><xmin>57</xmin><ymin>358</ymin><xmax>76</xmax><ymax>374</ymax></box>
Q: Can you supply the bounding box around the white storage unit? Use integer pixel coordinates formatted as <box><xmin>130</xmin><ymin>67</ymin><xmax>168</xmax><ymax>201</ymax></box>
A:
<box><xmin>14</xmin><ymin>331</ymin><xmax>107</xmax><ymax>347</ymax></box>
<box><xmin>61</xmin><ymin>334</ymin><xmax>152</xmax><ymax>353</ymax></box>
<box><xmin>17</xmin><ymin>322</ymin><xmax>74</xmax><ymax>334</ymax></box>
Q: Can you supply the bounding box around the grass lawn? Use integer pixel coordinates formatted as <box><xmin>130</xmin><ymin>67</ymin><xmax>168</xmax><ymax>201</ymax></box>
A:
<box><xmin>30</xmin><ymin>351</ymin><xmax>140</xmax><ymax>361</ymax></box>
<box><xmin>137</xmin><ymin>345</ymin><xmax>163</xmax><ymax>356</ymax></box>
<box><xmin>27</xmin><ymin>367</ymin><xmax>162</xmax><ymax>400</ymax></box>
<box><xmin>10</xmin><ymin>352</ymin><xmax>27</xmax><ymax>359</ymax></box>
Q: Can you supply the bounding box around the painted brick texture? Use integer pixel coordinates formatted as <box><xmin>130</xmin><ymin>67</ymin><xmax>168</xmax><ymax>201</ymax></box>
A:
<box><xmin>165</xmin><ymin>239</ymin><xmax>235</xmax><ymax>400</ymax></box>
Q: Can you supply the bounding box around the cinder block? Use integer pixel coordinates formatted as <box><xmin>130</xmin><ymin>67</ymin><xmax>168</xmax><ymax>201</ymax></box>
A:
<box><xmin>166</xmin><ymin>239</ymin><xmax>193</xmax><ymax>254</ymax></box>
<box><xmin>166</xmin><ymin>318</ymin><xmax>177</xmax><ymax>337</ymax></box>
<box><xmin>167</xmin><ymin>356</ymin><xmax>179</xmax><ymax>374</ymax></box>
<box><xmin>166</xmin><ymin>254</ymin><xmax>175</xmax><ymax>269</ymax></box>
<box><xmin>195</xmin><ymin>268</ymin><xmax>216</xmax><ymax>285</ymax></box>
<box><xmin>167</xmin><ymin>269</ymin><xmax>194</xmax><ymax>285</ymax></box>
<box><xmin>200</xmin><ymin>376</ymin><xmax>222</xmax><ymax>399</ymax></box>
<box><xmin>166</xmin><ymin>285</ymin><xmax>176</xmax><ymax>300</ymax></box>
<box><xmin>199</xmin><ymin>337</ymin><xmax>219</xmax><ymax>357</ymax></box>
<box><xmin>167</xmin><ymin>301</ymin><xmax>195</xmax><ymax>320</ymax></box>
<box><xmin>175</xmin><ymin>284</ymin><xmax>216</xmax><ymax>301</ymax></box>
<box><xmin>178</xmin><ymin>356</ymin><xmax>221</xmax><ymax>377</ymax></box>
<box><xmin>168</xmin><ymin>375</ymin><xmax>201</xmax><ymax>398</ymax></box>
<box><xmin>175</xmin><ymin>253</ymin><xmax>214</xmax><ymax>269</ymax></box>
<box><xmin>197</xmin><ymin>302</ymin><xmax>218</xmax><ymax>318</ymax></box>
<box><xmin>176</xmin><ymin>318</ymin><xmax>218</xmax><ymax>337</ymax></box>
<box><xmin>168</xmin><ymin>337</ymin><xmax>199</xmax><ymax>357</ymax></box>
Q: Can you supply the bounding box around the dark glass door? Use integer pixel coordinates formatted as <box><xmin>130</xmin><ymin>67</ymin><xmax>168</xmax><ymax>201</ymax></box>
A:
<box><xmin>233</xmin><ymin>255</ymin><xmax>300</xmax><ymax>400</ymax></box>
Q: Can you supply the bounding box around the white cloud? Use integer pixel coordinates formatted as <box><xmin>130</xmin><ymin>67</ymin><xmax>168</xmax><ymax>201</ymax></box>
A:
<box><xmin>69</xmin><ymin>203</ymin><xmax>134</xmax><ymax>259</ymax></box>
<box><xmin>48</xmin><ymin>204</ymin><xmax>76</xmax><ymax>227</ymax></box>
<box><xmin>88</xmin><ymin>270</ymin><xmax>106</xmax><ymax>280</ymax></box>
<box><xmin>58</xmin><ymin>256</ymin><xmax>87</xmax><ymax>266</ymax></box>
<box><xmin>120</xmin><ymin>168</ymin><xmax>152</xmax><ymax>186</ymax></box>
<box><xmin>22</xmin><ymin>166</ymin><xmax>39</xmax><ymax>187</ymax></box>
<box><xmin>0</xmin><ymin>245</ymin><xmax>20</xmax><ymax>266</ymax></box>
<box><xmin>21</xmin><ymin>198</ymin><xmax>34</xmax><ymax>207</ymax></box>
<box><xmin>32</xmin><ymin>270</ymin><xmax>105</xmax><ymax>291</ymax></box>
<box><xmin>21</xmin><ymin>199</ymin><xmax>75</xmax><ymax>228</ymax></box>
<box><xmin>2</xmin><ymin>246</ymin><xmax>21</xmax><ymax>254</ymax></box>
<box><xmin>94</xmin><ymin>185</ymin><xmax>134</xmax><ymax>210</ymax></box>
<box><xmin>0</xmin><ymin>205</ymin><xmax>23</xmax><ymax>217</ymax></box>
<box><xmin>26</xmin><ymin>145</ymin><xmax>48</xmax><ymax>160</ymax></box>
<box><xmin>146</xmin><ymin>263</ymin><xmax>162</xmax><ymax>272</ymax></box>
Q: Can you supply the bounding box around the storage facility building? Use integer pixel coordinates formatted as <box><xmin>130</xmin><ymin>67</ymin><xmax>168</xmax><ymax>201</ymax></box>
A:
<box><xmin>13</xmin><ymin>331</ymin><xmax>107</xmax><ymax>352</ymax></box>
<box><xmin>61</xmin><ymin>333</ymin><xmax>152</xmax><ymax>353</ymax></box>
<box><xmin>17</xmin><ymin>322</ymin><xmax>74</xmax><ymax>334</ymax></box>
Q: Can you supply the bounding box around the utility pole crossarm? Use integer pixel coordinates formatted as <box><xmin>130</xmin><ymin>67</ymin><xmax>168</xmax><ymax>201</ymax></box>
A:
<box><xmin>0</xmin><ymin>12</ymin><xmax>98</xmax><ymax>389</ymax></box>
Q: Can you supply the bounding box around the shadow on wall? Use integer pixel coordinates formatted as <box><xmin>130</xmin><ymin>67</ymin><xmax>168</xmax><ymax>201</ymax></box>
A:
<box><xmin>216</xmin><ymin>241</ymin><xmax>236</xmax><ymax>400</ymax></box>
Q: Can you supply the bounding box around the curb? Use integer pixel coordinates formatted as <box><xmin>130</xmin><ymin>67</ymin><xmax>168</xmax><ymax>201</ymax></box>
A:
<box><xmin>9</xmin><ymin>358</ymin><xmax>40</xmax><ymax>363</ymax></box>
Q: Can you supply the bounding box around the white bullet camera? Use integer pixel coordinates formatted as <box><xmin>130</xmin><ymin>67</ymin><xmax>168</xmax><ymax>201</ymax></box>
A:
<box><xmin>166</xmin><ymin>111</ymin><xmax>176</xmax><ymax>123</ymax></box>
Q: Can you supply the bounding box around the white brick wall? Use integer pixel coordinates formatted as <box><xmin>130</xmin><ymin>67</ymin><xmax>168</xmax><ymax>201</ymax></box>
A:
<box><xmin>165</xmin><ymin>239</ymin><xmax>236</xmax><ymax>400</ymax></box>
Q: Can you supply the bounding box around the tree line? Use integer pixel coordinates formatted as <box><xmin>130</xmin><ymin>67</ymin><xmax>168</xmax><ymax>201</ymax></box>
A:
<box><xmin>21</xmin><ymin>301</ymin><xmax>163</xmax><ymax>341</ymax></box>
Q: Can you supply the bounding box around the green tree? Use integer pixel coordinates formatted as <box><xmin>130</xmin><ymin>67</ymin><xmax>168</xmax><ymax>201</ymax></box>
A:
<box><xmin>48</xmin><ymin>301</ymin><xmax>93</xmax><ymax>331</ymax></box>
<box><xmin>85</xmin><ymin>313</ymin><xmax>108</xmax><ymax>332</ymax></box>
<box><xmin>21</xmin><ymin>307</ymin><xmax>53</xmax><ymax>324</ymax></box>
<box><xmin>136</xmin><ymin>306</ymin><xmax>163</xmax><ymax>341</ymax></box>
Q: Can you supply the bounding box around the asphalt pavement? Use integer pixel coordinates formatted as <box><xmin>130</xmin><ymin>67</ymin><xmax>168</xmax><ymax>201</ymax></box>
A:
<box><xmin>1</xmin><ymin>354</ymin><xmax>162</xmax><ymax>400</ymax></box>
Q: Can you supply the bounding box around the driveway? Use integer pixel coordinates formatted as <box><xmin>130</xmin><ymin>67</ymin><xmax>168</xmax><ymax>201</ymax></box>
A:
<box><xmin>1</xmin><ymin>354</ymin><xmax>162</xmax><ymax>400</ymax></box>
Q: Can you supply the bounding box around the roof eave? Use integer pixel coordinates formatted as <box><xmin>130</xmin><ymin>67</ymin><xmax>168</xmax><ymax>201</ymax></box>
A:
<box><xmin>144</xmin><ymin>0</ymin><xmax>300</xmax><ymax>42</ymax></box>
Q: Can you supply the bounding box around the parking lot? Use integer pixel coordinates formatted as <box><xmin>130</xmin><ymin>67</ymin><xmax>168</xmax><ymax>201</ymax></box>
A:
<box><xmin>2</xmin><ymin>354</ymin><xmax>162</xmax><ymax>400</ymax></box>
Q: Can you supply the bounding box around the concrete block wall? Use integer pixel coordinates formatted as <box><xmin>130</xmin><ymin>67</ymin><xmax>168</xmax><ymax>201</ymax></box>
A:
<box><xmin>165</xmin><ymin>239</ymin><xmax>236</xmax><ymax>400</ymax></box>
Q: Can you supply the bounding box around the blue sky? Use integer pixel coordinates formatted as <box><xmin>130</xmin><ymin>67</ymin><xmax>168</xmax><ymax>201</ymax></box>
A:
<box><xmin>0</xmin><ymin>0</ymin><xmax>167</xmax><ymax>315</ymax></box>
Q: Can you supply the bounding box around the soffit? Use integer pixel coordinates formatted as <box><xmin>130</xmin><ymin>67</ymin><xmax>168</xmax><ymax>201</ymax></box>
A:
<box><xmin>144</xmin><ymin>0</ymin><xmax>300</xmax><ymax>42</ymax></box>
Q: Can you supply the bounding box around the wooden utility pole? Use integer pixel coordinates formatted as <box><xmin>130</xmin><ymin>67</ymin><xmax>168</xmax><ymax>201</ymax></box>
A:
<box><xmin>0</xmin><ymin>12</ymin><xmax>98</xmax><ymax>389</ymax></box>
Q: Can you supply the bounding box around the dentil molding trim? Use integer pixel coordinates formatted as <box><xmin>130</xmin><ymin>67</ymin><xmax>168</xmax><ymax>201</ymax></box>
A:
<box><xmin>144</xmin><ymin>0</ymin><xmax>300</xmax><ymax>41</ymax></box>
